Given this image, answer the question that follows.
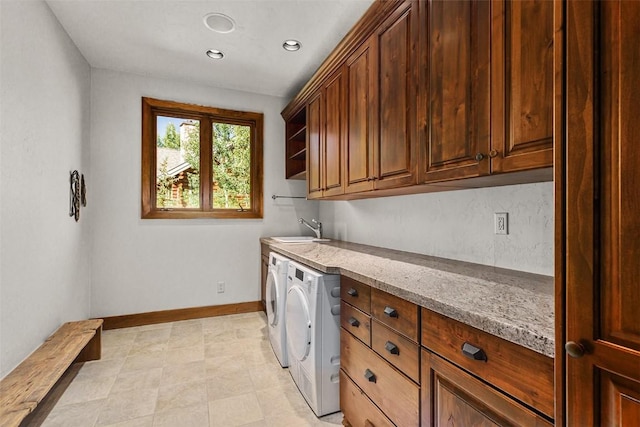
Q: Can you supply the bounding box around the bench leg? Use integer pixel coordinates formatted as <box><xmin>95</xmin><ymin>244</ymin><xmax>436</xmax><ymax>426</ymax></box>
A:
<box><xmin>75</xmin><ymin>326</ymin><xmax>102</xmax><ymax>362</ymax></box>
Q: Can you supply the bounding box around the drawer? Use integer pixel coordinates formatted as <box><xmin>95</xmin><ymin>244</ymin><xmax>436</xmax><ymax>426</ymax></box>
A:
<box><xmin>340</xmin><ymin>370</ymin><xmax>394</xmax><ymax>427</ymax></box>
<box><xmin>421</xmin><ymin>308</ymin><xmax>554</xmax><ymax>419</ymax></box>
<box><xmin>341</xmin><ymin>301</ymin><xmax>371</xmax><ymax>346</ymax></box>
<box><xmin>422</xmin><ymin>350</ymin><xmax>553</xmax><ymax>427</ymax></box>
<box><xmin>371</xmin><ymin>319</ymin><xmax>420</xmax><ymax>383</ymax></box>
<box><xmin>371</xmin><ymin>288</ymin><xmax>419</xmax><ymax>341</ymax></box>
<box><xmin>341</xmin><ymin>330</ymin><xmax>419</xmax><ymax>427</ymax></box>
<box><xmin>341</xmin><ymin>276</ymin><xmax>371</xmax><ymax>314</ymax></box>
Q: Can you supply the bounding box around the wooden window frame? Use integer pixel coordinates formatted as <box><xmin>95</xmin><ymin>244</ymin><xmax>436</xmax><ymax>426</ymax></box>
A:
<box><xmin>141</xmin><ymin>97</ymin><xmax>263</xmax><ymax>219</ymax></box>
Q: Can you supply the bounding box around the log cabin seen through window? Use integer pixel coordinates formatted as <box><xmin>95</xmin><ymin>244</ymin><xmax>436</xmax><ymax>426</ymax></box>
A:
<box><xmin>141</xmin><ymin>97</ymin><xmax>263</xmax><ymax>219</ymax></box>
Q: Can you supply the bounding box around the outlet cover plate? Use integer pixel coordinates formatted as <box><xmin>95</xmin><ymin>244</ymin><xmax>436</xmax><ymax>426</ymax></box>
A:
<box><xmin>494</xmin><ymin>212</ymin><xmax>508</xmax><ymax>235</ymax></box>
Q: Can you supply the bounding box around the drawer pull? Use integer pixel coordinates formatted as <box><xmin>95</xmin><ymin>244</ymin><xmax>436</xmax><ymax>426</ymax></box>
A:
<box><xmin>384</xmin><ymin>341</ymin><xmax>400</xmax><ymax>355</ymax></box>
<box><xmin>348</xmin><ymin>317</ymin><xmax>360</xmax><ymax>327</ymax></box>
<box><xmin>462</xmin><ymin>342</ymin><xmax>488</xmax><ymax>362</ymax></box>
<box><xmin>383</xmin><ymin>306</ymin><xmax>398</xmax><ymax>318</ymax></box>
<box><xmin>364</xmin><ymin>369</ymin><xmax>377</xmax><ymax>383</ymax></box>
<box><xmin>347</xmin><ymin>288</ymin><xmax>358</xmax><ymax>297</ymax></box>
<box><xmin>364</xmin><ymin>421</ymin><xmax>375</xmax><ymax>427</ymax></box>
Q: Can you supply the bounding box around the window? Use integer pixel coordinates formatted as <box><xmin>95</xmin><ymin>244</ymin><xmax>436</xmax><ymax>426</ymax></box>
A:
<box><xmin>141</xmin><ymin>97</ymin><xmax>263</xmax><ymax>219</ymax></box>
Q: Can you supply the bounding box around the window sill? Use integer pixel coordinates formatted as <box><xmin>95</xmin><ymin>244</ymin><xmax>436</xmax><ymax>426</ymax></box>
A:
<box><xmin>141</xmin><ymin>209</ymin><xmax>263</xmax><ymax>219</ymax></box>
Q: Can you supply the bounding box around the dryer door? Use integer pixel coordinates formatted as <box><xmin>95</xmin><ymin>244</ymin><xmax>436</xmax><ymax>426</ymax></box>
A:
<box><xmin>286</xmin><ymin>285</ymin><xmax>312</xmax><ymax>362</ymax></box>
<box><xmin>266</xmin><ymin>270</ymin><xmax>279</xmax><ymax>327</ymax></box>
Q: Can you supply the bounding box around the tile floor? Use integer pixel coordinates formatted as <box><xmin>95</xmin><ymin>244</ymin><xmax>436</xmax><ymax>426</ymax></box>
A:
<box><xmin>25</xmin><ymin>312</ymin><xmax>344</xmax><ymax>427</ymax></box>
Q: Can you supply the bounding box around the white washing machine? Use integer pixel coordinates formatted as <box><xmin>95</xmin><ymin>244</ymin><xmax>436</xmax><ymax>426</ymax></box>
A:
<box><xmin>285</xmin><ymin>261</ymin><xmax>341</xmax><ymax>417</ymax></box>
<box><xmin>266</xmin><ymin>252</ymin><xmax>291</xmax><ymax>367</ymax></box>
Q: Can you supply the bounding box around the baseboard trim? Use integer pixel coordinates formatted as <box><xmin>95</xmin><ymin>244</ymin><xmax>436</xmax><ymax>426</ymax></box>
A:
<box><xmin>100</xmin><ymin>301</ymin><xmax>263</xmax><ymax>330</ymax></box>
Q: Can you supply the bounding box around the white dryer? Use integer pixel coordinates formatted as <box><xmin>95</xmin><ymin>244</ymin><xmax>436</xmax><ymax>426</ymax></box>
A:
<box><xmin>285</xmin><ymin>261</ymin><xmax>341</xmax><ymax>417</ymax></box>
<box><xmin>266</xmin><ymin>252</ymin><xmax>291</xmax><ymax>367</ymax></box>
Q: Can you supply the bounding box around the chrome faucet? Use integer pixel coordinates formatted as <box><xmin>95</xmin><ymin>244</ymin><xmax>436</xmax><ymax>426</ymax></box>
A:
<box><xmin>299</xmin><ymin>217</ymin><xmax>322</xmax><ymax>239</ymax></box>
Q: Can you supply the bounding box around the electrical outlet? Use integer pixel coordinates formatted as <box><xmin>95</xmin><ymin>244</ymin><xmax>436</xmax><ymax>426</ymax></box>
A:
<box><xmin>494</xmin><ymin>212</ymin><xmax>508</xmax><ymax>235</ymax></box>
<box><xmin>217</xmin><ymin>281</ymin><xmax>225</xmax><ymax>293</ymax></box>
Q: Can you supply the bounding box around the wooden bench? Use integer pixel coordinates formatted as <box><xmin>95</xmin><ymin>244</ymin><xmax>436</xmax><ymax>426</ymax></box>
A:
<box><xmin>0</xmin><ymin>319</ymin><xmax>103</xmax><ymax>427</ymax></box>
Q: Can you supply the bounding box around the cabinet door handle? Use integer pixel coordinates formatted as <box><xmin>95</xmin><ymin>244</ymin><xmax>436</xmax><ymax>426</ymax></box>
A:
<box><xmin>489</xmin><ymin>149</ymin><xmax>499</xmax><ymax>158</ymax></box>
<box><xmin>462</xmin><ymin>342</ymin><xmax>488</xmax><ymax>362</ymax></box>
<box><xmin>565</xmin><ymin>341</ymin><xmax>586</xmax><ymax>358</ymax></box>
<box><xmin>347</xmin><ymin>288</ymin><xmax>358</xmax><ymax>297</ymax></box>
<box><xmin>475</xmin><ymin>152</ymin><xmax>486</xmax><ymax>161</ymax></box>
<box><xmin>348</xmin><ymin>317</ymin><xmax>360</xmax><ymax>328</ymax></box>
<box><xmin>364</xmin><ymin>369</ymin><xmax>377</xmax><ymax>383</ymax></box>
<box><xmin>383</xmin><ymin>306</ymin><xmax>398</xmax><ymax>318</ymax></box>
<box><xmin>385</xmin><ymin>341</ymin><xmax>400</xmax><ymax>355</ymax></box>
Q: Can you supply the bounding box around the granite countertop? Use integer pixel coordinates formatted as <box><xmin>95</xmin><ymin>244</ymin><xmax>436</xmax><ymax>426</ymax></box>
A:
<box><xmin>261</xmin><ymin>238</ymin><xmax>555</xmax><ymax>358</ymax></box>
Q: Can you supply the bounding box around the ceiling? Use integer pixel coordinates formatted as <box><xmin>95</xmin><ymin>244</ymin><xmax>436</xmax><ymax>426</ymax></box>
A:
<box><xmin>46</xmin><ymin>0</ymin><xmax>375</xmax><ymax>100</ymax></box>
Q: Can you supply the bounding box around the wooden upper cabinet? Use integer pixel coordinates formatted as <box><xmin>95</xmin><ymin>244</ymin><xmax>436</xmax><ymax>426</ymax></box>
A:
<box><xmin>285</xmin><ymin>0</ymin><xmax>555</xmax><ymax>198</ymax></box>
<box><xmin>490</xmin><ymin>0</ymin><xmax>554</xmax><ymax>173</ymax></box>
<box><xmin>323</xmin><ymin>69</ymin><xmax>346</xmax><ymax>197</ymax></box>
<box><xmin>344</xmin><ymin>0</ymin><xmax>418</xmax><ymax>196</ymax></box>
<box><xmin>374</xmin><ymin>1</ymin><xmax>418</xmax><ymax>190</ymax></box>
<box><xmin>306</xmin><ymin>69</ymin><xmax>346</xmax><ymax>199</ymax></box>
<box><xmin>345</xmin><ymin>36</ymin><xmax>376</xmax><ymax>194</ymax></box>
<box><xmin>564</xmin><ymin>2</ymin><xmax>640</xmax><ymax>425</ymax></box>
<box><xmin>421</xmin><ymin>0</ymin><xmax>491</xmax><ymax>183</ymax></box>
<box><xmin>307</xmin><ymin>91</ymin><xmax>323</xmax><ymax>199</ymax></box>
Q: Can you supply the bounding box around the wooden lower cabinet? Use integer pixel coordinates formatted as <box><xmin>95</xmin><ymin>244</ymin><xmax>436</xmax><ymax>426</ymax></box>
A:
<box><xmin>371</xmin><ymin>288</ymin><xmax>419</xmax><ymax>342</ymax></box>
<box><xmin>341</xmin><ymin>301</ymin><xmax>372</xmax><ymax>346</ymax></box>
<box><xmin>340</xmin><ymin>277</ymin><xmax>554</xmax><ymax>427</ymax></box>
<box><xmin>260</xmin><ymin>244</ymin><xmax>269</xmax><ymax>311</ymax></box>
<box><xmin>421</xmin><ymin>308</ymin><xmax>554</xmax><ymax>418</ymax></box>
<box><xmin>371</xmin><ymin>319</ymin><xmax>420</xmax><ymax>383</ymax></box>
<box><xmin>340</xmin><ymin>370</ymin><xmax>394</xmax><ymax>427</ymax></box>
<box><xmin>341</xmin><ymin>276</ymin><xmax>372</xmax><ymax>313</ymax></box>
<box><xmin>421</xmin><ymin>350</ymin><xmax>552</xmax><ymax>427</ymax></box>
<box><xmin>341</xmin><ymin>277</ymin><xmax>421</xmax><ymax>427</ymax></box>
<box><xmin>341</xmin><ymin>328</ymin><xmax>419</xmax><ymax>426</ymax></box>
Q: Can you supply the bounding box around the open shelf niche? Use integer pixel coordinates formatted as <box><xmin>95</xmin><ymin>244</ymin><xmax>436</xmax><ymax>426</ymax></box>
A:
<box><xmin>285</xmin><ymin>106</ymin><xmax>307</xmax><ymax>179</ymax></box>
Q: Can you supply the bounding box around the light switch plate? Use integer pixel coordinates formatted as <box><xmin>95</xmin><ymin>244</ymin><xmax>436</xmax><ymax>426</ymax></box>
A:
<box><xmin>494</xmin><ymin>212</ymin><xmax>508</xmax><ymax>235</ymax></box>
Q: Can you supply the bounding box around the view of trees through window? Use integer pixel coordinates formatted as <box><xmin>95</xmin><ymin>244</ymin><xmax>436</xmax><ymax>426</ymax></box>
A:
<box><xmin>156</xmin><ymin>116</ymin><xmax>200</xmax><ymax>209</ymax></box>
<box><xmin>142</xmin><ymin>97</ymin><xmax>262</xmax><ymax>219</ymax></box>
<box><xmin>212</xmin><ymin>122</ymin><xmax>251</xmax><ymax>210</ymax></box>
<box><xmin>155</xmin><ymin>117</ymin><xmax>251</xmax><ymax>210</ymax></box>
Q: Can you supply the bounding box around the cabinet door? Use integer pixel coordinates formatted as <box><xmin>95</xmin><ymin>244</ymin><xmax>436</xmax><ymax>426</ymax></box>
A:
<box><xmin>421</xmin><ymin>350</ymin><xmax>553</xmax><ymax>427</ymax></box>
<box><xmin>306</xmin><ymin>91</ymin><xmax>323</xmax><ymax>199</ymax></box>
<box><xmin>345</xmin><ymin>37</ymin><xmax>376</xmax><ymax>194</ymax></box>
<box><xmin>422</xmin><ymin>0</ymin><xmax>491</xmax><ymax>183</ymax></box>
<box><xmin>490</xmin><ymin>0</ymin><xmax>553</xmax><ymax>173</ymax></box>
<box><xmin>323</xmin><ymin>68</ymin><xmax>345</xmax><ymax>197</ymax></box>
<box><xmin>564</xmin><ymin>2</ymin><xmax>640</xmax><ymax>425</ymax></box>
<box><xmin>260</xmin><ymin>255</ymin><xmax>268</xmax><ymax>311</ymax></box>
<box><xmin>374</xmin><ymin>1</ymin><xmax>418</xmax><ymax>190</ymax></box>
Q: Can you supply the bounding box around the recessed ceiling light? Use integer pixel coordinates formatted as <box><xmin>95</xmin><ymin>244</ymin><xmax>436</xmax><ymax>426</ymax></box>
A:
<box><xmin>206</xmin><ymin>49</ymin><xmax>224</xmax><ymax>59</ymax></box>
<box><xmin>282</xmin><ymin>40</ymin><xmax>302</xmax><ymax>52</ymax></box>
<box><xmin>203</xmin><ymin>13</ymin><xmax>236</xmax><ymax>33</ymax></box>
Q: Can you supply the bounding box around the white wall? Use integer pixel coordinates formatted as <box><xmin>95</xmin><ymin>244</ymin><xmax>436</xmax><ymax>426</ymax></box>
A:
<box><xmin>320</xmin><ymin>182</ymin><xmax>554</xmax><ymax>276</ymax></box>
<box><xmin>90</xmin><ymin>69</ymin><xmax>318</xmax><ymax>317</ymax></box>
<box><xmin>0</xmin><ymin>0</ymin><xmax>92</xmax><ymax>377</ymax></box>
